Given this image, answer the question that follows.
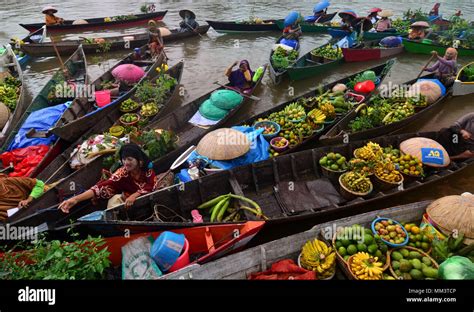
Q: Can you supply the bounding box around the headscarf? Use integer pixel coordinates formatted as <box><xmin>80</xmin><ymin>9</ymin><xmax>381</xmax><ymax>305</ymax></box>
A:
<box><xmin>119</xmin><ymin>143</ymin><xmax>152</xmax><ymax>170</ymax></box>
<box><xmin>229</xmin><ymin>60</ymin><xmax>254</xmax><ymax>90</ymax></box>
<box><xmin>446</xmin><ymin>47</ymin><xmax>458</xmax><ymax>61</ymax></box>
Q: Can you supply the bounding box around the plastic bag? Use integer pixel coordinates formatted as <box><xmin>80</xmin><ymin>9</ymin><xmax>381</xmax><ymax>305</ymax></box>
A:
<box><xmin>122</xmin><ymin>236</ymin><xmax>162</xmax><ymax>280</ymax></box>
<box><xmin>439</xmin><ymin>256</ymin><xmax>474</xmax><ymax>280</ymax></box>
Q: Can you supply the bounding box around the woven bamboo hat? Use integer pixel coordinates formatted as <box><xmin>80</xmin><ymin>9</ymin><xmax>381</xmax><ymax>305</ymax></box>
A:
<box><xmin>196</xmin><ymin>128</ymin><xmax>250</xmax><ymax>160</ymax></box>
<box><xmin>400</xmin><ymin>137</ymin><xmax>450</xmax><ymax>167</ymax></box>
<box><xmin>0</xmin><ymin>102</ymin><xmax>10</xmax><ymax>130</ymax></box>
<box><xmin>426</xmin><ymin>193</ymin><xmax>474</xmax><ymax>244</ymax></box>
<box><xmin>378</xmin><ymin>10</ymin><xmax>393</xmax><ymax>18</ymax></box>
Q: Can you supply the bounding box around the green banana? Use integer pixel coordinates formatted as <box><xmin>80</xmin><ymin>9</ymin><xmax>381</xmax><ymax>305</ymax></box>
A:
<box><xmin>229</xmin><ymin>194</ymin><xmax>262</xmax><ymax>215</ymax></box>
<box><xmin>198</xmin><ymin>194</ymin><xmax>229</xmax><ymax>209</ymax></box>
<box><xmin>216</xmin><ymin>198</ymin><xmax>231</xmax><ymax>222</ymax></box>
<box><xmin>210</xmin><ymin>197</ymin><xmax>229</xmax><ymax>222</ymax></box>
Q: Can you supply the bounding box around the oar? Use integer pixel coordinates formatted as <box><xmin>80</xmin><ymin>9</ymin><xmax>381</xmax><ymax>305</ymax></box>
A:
<box><xmin>416</xmin><ymin>54</ymin><xmax>436</xmax><ymax>80</ymax></box>
<box><xmin>185</xmin><ymin>23</ymin><xmax>203</xmax><ymax>38</ymax></box>
<box><xmin>49</xmin><ymin>35</ymin><xmax>70</xmax><ymax>79</ymax></box>
<box><xmin>212</xmin><ymin>81</ymin><xmax>260</xmax><ymax>101</ymax></box>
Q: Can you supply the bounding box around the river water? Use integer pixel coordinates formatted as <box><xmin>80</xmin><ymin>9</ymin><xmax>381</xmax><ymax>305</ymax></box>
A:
<box><xmin>1</xmin><ymin>0</ymin><xmax>473</xmax><ymax>217</ymax></box>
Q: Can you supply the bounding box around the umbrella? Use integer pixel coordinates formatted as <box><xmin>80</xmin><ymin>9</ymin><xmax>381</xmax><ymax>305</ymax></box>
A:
<box><xmin>196</xmin><ymin>128</ymin><xmax>250</xmax><ymax>160</ymax></box>
<box><xmin>378</xmin><ymin>10</ymin><xmax>393</xmax><ymax>18</ymax></box>
<box><xmin>284</xmin><ymin>11</ymin><xmax>301</xmax><ymax>27</ymax></box>
<box><xmin>368</xmin><ymin>8</ymin><xmax>382</xmax><ymax>14</ymax></box>
<box><xmin>410</xmin><ymin>21</ymin><xmax>430</xmax><ymax>28</ymax></box>
<box><xmin>313</xmin><ymin>0</ymin><xmax>330</xmax><ymax>13</ymax></box>
<box><xmin>42</xmin><ymin>5</ymin><xmax>58</xmax><ymax>14</ymax></box>
<box><xmin>112</xmin><ymin>64</ymin><xmax>145</xmax><ymax>84</ymax></box>
<box><xmin>179</xmin><ymin>9</ymin><xmax>196</xmax><ymax>20</ymax></box>
<box><xmin>339</xmin><ymin>10</ymin><xmax>357</xmax><ymax>20</ymax></box>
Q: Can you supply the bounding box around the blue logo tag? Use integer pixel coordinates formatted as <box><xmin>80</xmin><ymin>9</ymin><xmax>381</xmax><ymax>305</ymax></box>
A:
<box><xmin>421</xmin><ymin>148</ymin><xmax>444</xmax><ymax>165</ymax></box>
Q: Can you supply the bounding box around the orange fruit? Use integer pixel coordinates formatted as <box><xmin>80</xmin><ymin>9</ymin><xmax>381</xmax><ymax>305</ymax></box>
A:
<box><xmin>411</xmin><ymin>226</ymin><xmax>420</xmax><ymax>235</ymax></box>
<box><xmin>404</xmin><ymin>224</ymin><xmax>412</xmax><ymax>232</ymax></box>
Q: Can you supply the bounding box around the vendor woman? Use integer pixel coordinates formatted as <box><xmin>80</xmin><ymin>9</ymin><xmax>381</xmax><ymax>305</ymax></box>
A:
<box><xmin>225</xmin><ymin>60</ymin><xmax>254</xmax><ymax>94</ymax></box>
<box><xmin>42</xmin><ymin>6</ymin><xmax>64</xmax><ymax>26</ymax></box>
<box><xmin>58</xmin><ymin>144</ymin><xmax>156</xmax><ymax>213</ymax></box>
<box><xmin>423</xmin><ymin>49</ymin><xmax>458</xmax><ymax>86</ymax></box>
<box><xmin>439</xmin><ymin>113</ymin><xmax>474</xmax><ymax>160</ymax></box>
<box><xmin>147</xmin><ymin>20</ymin><xmax>164</xmax><ymax>57</ymax></box>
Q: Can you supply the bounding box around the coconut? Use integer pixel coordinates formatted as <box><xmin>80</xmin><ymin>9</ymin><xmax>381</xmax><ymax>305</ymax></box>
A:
<box><xmin>332</xmin><ymin>83</ymin><xmax>347</xmax><ymax>93</ymax></box>
<box><xmin>407</xmin><ymin>81</ymin><xmax>442</xmax><ymax>104</ymax></box>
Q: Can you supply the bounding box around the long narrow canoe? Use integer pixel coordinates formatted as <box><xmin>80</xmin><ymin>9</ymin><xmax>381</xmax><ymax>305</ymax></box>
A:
<box><xmin>269</xmin><ymin>36</ymin><xmax>300</xmax><ymax>85</ymax></box>
<box><xmin>453</xmin><ymin>62</ymin><xmax>474</xmax><ymax>96</ymax></box>
<box><xmin>31</xmin><ymin>131</ymin><xmax>473</xmax><ymax>236</ymax></box>
<box><xmin>20</xmin><ymin>25</ymin><xmax>210</xmax><ymax>57</ymax></box>
<box><xmin>287</xmin><ymin>43</ymin><xmax>344</xmax><ymax>81</ymax></box>
<box><xmin>275</xmin><ymin>15</ymin><xmax>342</xmax><ymax>33</ymax></box>
<box><xmin>342</xmin><ymin>40</ymin><xmax>404</xmax><ymax>62</ymax></box>
<box><xmin>0</xmin><ymin>46</ymin><xmax>26</xmax><ymax>146</ymax></box>
<box><xmin>9</xmin><ymin>65</ymin><xmax>268</xmax><ymax>224</ymax></box>
<box><xmin>206</xmin><ymin>20</ymin><xmax>279</xmax><ymax>33</ymax></box>
<box><xmin>320</xmin><ymin>74</ymin><xmax>452</xmax><ymax>146</ymax></box>
<box><xmin>9</xmin><ymin>28</ymin><xmax>47</xmax><ymax>66</ymax></box>
<box><xmin>19</xmin><ymin>11</ymin><xmax>168</xmax><ymax>33</ymax></box>
<box><xmin>36</xmin><ymin>60</ymin><xmax>183</xmax><ymax>181</ymax></box>
<box><xmin>362</xmin><ymin>31</ymin><xmax>408</xmax><ymax>41</ymax></box>
<box><xmin>44</xmin><ymin>48</ymin><xmax>166</xmax><ymax>143</ymax></box>
<box><xmin>0</xmin><ymin>45</ymin><xmax>88</xmax><ymax>154</ymax></box>
<box><xmin>402</xmin><ymin>38</ymin><xmax>474</xmax><ymax>56</ymax></box>
<box><xmin>161</xmin><ymin>200</ymin><xmax>433</xmax><ymax>279</ymax></box>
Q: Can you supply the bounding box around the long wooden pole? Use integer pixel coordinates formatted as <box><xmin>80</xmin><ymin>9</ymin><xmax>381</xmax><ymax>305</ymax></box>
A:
<box><xmin>416</xmin><ymin>54</ymin><xmax>436</xmax><ymax>80</ymax></box>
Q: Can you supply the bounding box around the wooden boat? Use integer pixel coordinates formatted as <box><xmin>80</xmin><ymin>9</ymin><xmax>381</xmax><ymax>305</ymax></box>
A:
<box><xmin>275</xmin><ymin>14</ymin><xmax>341</xmax><ymax>33</ymax></box>
<box><xmin>20</xmin><ymin>25</ymin><xmax>210</xmax><ymax>57</ymax></box>
<box><xmin>453</xmin><ymin>61</ymin><xmax>474</xmax><ymax>96</ymax></box>
<box><xmin>206</xmin><ymin>20</ymin><xmax>279</xmax><ymax>33</ymax></box>
<box><xmin>0</xmin><ymin>45</ymin><xmax>26</xmax><ymax>147</ymax></box>
<box><xmin>342</xmin><ymin>40</ymin><xmax>404</xmax><ymax>62</ymax></box>
<box><xmin>8</xmin><ymin>28</ymin><xmax>47</xmax><ymax>66</ymax></box>
<box><xmin>362</xmin><ymin>31</ymin><xmax>407</xmax><ymax>41</ymax></box>
<box><xmin>319</xmin><ymin>74</ymin><xmax>452</xmax><ymax>146</ymax></box>
<box><xmin>19</xmin><ymin>11</ymin><xmax>168</xmax><ymax>33</ymax></box>
<box><xmin>37</xmin><ymin>48</ymin><xmax>167</xmax><ymax>143</ymax></box>
<box><xmin>11</xmin><ymin>131</ymin><xmax>473</xmax><ymax>238</ymax></box>
<box><xmin>287</xmin><ymin>43</ymin><xmax>344</xmax><ymax>81</ymax></box>
<box><xmin>8</xmin><ymin>65</ymin><xmax>268</xmax><ymax>225</ymax></box>
<box><xmin>402</xmin><ymin>38</ymin><xmax>474</xmax><ymax>56</ymax></box>
<box><xmin>269</xmin><ymin>36</ymin><xmax>300</xmax><ymax>85</ymax></box>
<box><xmin>0</xmin><ymin>45</ymin><xmax>88</xmax><ymax>155</ymax></box>
<box><xmin>161</xmin><ymin>200</ymin><xmax>433</xmax><ymax>279</ymax></box>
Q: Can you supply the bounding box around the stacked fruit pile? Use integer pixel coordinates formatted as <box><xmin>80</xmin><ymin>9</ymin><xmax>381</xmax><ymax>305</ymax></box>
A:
<box><xmin>0</xmin><ymin>76</ymin><xmax>21</xmax><ymax>111</ymax></box>
<box><xmin>404</xmin><ymin>223</ymin><xmax>432</xmax><ymax>252</ymax></box>
<box><xmin>319</xmin><ymin>152</ymin><xmax>348</xmax><ymax>172</ymax></box>
<box><xmin>350</xmin><ymin>252</ymin><xmax>385</xmax><ymax>280</ymax></box>
<box><xmin>375</xmin><ymin>161</ymin><xmax>403</xmax><ymax>184</ymax></box>
<box><xmin>272</xmin><ymin>46</ymin><xmax>299</xmax><ymax>70</ymax></box>
<box><xmin>311</xmin><ymin>44</ymin><xmax>343</xmax><ymax>60</ymax></box>
<box><xmin>299</xmin><ymin>239</ymin><xmax>336</xmax><ymax>279</ymax></box>
<box><xmin>395</xmin><ymin>154</ymin><xmax>424</xmax><ymax>177</ymax></box>
<box><xmin>341</xmin><ymin>171</ymin><xmax>372</xmax><ymax>193</ymax></box>
<box><xmin>140</xmin><ymin>102</ymin><xmax>159</xmax><ymax>117</ymax></box>
<box><xmin>390</xmin><ymin>248</ymin><xmax>439</xmax><ymax>280</ymax></box>
<box><xmin>354</xmin><ymin>142</ymin><xmax>384</xmax><ymax>161</ymax></box>
<box><xmin>374</xmin><ymin>219</ymin><xmax>407</xmax><ymax>246</ymax></box>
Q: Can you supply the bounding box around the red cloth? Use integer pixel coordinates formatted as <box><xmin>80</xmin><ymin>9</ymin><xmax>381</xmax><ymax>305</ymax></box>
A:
<box><xmin>248</xmin><ymin>259</ymin><xmax>317</xmax><ymax>280</ymax></box>
<box><xmin>0</xmin><ymin>145</ymin><xmax>49</xmax><ymax>177</ymax></box>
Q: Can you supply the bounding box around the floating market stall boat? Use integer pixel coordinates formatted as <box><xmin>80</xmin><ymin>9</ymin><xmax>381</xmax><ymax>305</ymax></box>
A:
<box><xmin>8</xmin><ymin>65</ymin><xmax>268</xmax><ymax>224</ymax></box>
<box><xmin>20</xmin><ymin>25</ymin><xmax>210</xmax><ymax>57</ymax></box>
<box><xmin>275</xmin><ymin>13</ymin><xmax>341</xmax><ymax>33</ymax></box>
<box><xmin>8</xmin><ymin>27</ymin><xmax>46</xmax><ymax>66</ymax></box>
<box><xmin>453</xmin><ymin>61</ymin><xmax>474</xmax><ymax>96</ymax></box>
<box><xmin>0</xmin><ymin>45</ymin><xmax>26</xmax><ymax>146</ymax></box>
<box><xmin>342</xmin><ymin>40</ymin><xmax>404</xmax><ymax>62</ymax></box>
<box><xmin>269</xmin><ymin>36</ymin><xmax>300</xmax><ymax>85</ymax></box>
<box><xmin>402</xmin><ymin>38</ymin><xmax>474</xmax><ymax>56</ymax></box>
<box><xmin>206</xmin><ymin>20</ymin><xmax>279</xmax><ymax>33</ymax></box>
<box><xmin>362</xmin><ymin>31</ymin><xmax>407</xmax><ymax>41</ymax></box>
<box><xmin>19</xmin><ymin>11</ymin><xmax>168</xmax><ymax>33</ymax></box>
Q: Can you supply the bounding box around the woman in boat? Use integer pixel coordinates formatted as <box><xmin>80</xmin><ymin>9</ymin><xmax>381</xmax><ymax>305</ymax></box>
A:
<box><xmin>58</xmin><ymin>143</ymin><xmax>156</xmax><ymax>213</ymax></box>
<box><xmin>0</xmin><ymin>175</ymin><xmax>49</xmax><ymax>221</ymax></box>
<box><xmin>179</xmin><ymin>9</ymin><xmax>199</xmax><ymax>33</ymax></box>
<box><xmin>408</xmin><ymin>22</ymin><xmax>431</xmax><ymax>40</ymax></box>
<box><xmin>225</xmin><ymin>60</ymin><xmax>254</xmax><ymax>94</ymax></box>
<box><xmin>367</xmin><ymin>8</ymin><xmax>381</xmax><ymax>25</ymax></box>
<box><xmin>311</xmin><ymin>0</ymin><xmax>330</xmax><ymax>24</ymax></box>
<box><xmin>429</xmin><ymin>3</ymin><xmax>441</xmax><ymax>17</ymax></box>
<box><xmin>423</xmin><ymin>48</ymin><xmax>458</xmax><ymax>87</ymax></box>
<box><xmin>439</xmin><ymin>112</ymin><xmax>474</xmax><ymax>160</ymax></box>
<box><xmin>42</xmin><ymin>6</ymin><xmax>64</xmax><ymax>26</ymax></box>
<box><xmin>339</xmin><ymin>11</ymin><xmax>357</xmax><ymax>32</ymax></box>
<box><xmin>147</xmin><ymin>20</ymin><xmax>164</xmax><ymax>57</ymax></box>
<box><xmin>283</xmin><ymin>21</ymin><xmax>302</xmax><ymax>40</ymax></box>
<box><xmin>375</xmin><ymin>10</ymin><xmax>393</xmax><ymax>32</ymax></box>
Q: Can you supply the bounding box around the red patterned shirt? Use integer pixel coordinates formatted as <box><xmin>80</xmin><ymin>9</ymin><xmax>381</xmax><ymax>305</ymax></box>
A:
<box><xmin>91</xmin><ymin>167</ymin><xmax>156</xmax><ymax>200</ymax></box>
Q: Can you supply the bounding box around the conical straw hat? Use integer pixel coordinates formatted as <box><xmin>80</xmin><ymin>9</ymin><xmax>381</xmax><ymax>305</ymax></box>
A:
<box><xmin>400</xmin><ymin>137</ymin><xmax>450</xmax><ymax>168</ymax></box>
<box><xmin>378</xmin><ymin>10</ymin><xmax>393</xmax><ymax>18</ymax></box>
<box><xmin>0</xmin><ymin>102</ymin><xmax>10</xmax><ymax>130</ymax></box>
<box><xmin>426</xmin><ymin>193</ymin><xmax>474</xmax><ymax>244</ymax></box>
<box><xmin>196</xmin><ymin>128</ymin><xmax>250</xmax><ymax>160</ymax></box>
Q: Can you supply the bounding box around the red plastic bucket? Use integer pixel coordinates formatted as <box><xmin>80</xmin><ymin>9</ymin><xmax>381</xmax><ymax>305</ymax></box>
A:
<box><xmin>168</xmin><ymin>238</ymin><xmax>190</xmax><ymax>273</ymax></box>
<box><xmin>95</xmin><ymin>90</ymin><xmax>111</xmax><ymax>107</ymax></box>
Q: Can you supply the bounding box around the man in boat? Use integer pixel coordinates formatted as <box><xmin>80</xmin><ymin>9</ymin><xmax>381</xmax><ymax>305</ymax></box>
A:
<box><xmin>367</xmin><ymin>8</ymin><xmax>381</xmax><ymax>25</ymax></box>
<box><xmin>58</xmin><ymin>144</ymin><xmax>157</xmax><ymax>213</ymax></box>
<box><xmin>422</xmin><ymin>48</ymin><xmax>458</xmax><ymax>87</ymax></box>
<box><xmin>0</xmin><ymin>174</ymin><xmax>49</xmax><ymax>222</ymax></box>
<box><xmin>375</xmin><ymin>10</ymin><xmax>393</xmax><ymax>32</ymax></box>
<box><xmin>147</xmin><ymin>20</ymin><xmax>163</xmax><ymax>57</ymax></box>
<box><xmin>225</xmin><ymin>60</ymin><xmax>254</xmax><ymax>94</ymax></box>
<box><xmin>42</xmin><ymin>6</ymin><xmax>64</xmax><ymax>26</ymax></box>
<box><xmin>439</xmin><ymin>112</ymin><xmax>474</xmax><ymax>160</ymax></box>
<box><xmin>178</xmin><ymin>10</ymin><xmax>199</xmax><ymax>33</ymax></box>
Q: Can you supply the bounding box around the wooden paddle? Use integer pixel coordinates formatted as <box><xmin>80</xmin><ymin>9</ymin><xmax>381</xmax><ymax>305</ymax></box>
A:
<box><xmin>185</xmin><ymin>23</ymin><xmax>203</xmax><ymax>38</ymax></box>
<box><xmin>416</xmin><ymin>53</ymin><xmax>436</xmax><ymax>80</ymax></box>
<box><xmin>49</xmin><ymin>35</ymin><xmax>70</xmax><ymax>79</ymax></box>
<box><xmin>213</xmin><ymin>81</ymin><xmax>260</xmax><ymax>101</ymax></box>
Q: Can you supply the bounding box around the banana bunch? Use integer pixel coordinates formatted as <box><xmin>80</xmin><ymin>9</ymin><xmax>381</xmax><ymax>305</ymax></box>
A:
<box><xmin>318</xmin><ymin>102</ymin><xmax>336</xmax><ymax>120</ymax></box>
<box><xmin>350</xmin><ymin>252</ymin><xmax>384</xmax><ymax>280</ymax></box>
<box><xmin>283</xmin><ymin>103</ymin><xmax>306</xmax><ymax>121</ymax></box>
<box><xmin>198</xmin><ymin>193</ymin><xmax>267</xmax><ymax>222</ymax></box>
<box><xmin>311</xmin><ymin>44</ymin><xmax>343</xmax><ymax>60</ymax></box>
<box><xmin>341</xmin><ymin>171</ymin><xmax>372</xmax><ymax>193</ymax></box>
<box><xmin>300</xmin><ymin>239</ymin><xmax>336</xmax><ymax>279</ymax></box>
<box><xmin>355</xmin><ymin>142</ymin><xmax>383</xmax><ymax>161</ymax></box>
<box><xmin>375</xmin><ymin>161</ymin><xmax>402</xmax><ymax>183</ymax></box>
<box><xmin>307</xmin><ymin>108</ymin><xmax>326</xmax><ymax>124</ymax></box>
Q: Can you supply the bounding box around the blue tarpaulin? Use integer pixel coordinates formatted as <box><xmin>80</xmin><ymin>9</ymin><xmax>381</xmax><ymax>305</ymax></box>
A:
<box><xmin>8</xmin><ymin>102</ymin><xmax>71</xmax><ymax>151</ymax></box>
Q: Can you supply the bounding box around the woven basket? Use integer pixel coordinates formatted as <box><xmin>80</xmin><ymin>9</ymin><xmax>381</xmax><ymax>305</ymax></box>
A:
<box><xmin>0</xmin><ymin>102</ymin><xmax>10</xmax><ymax>130</ymax></box>
<box><xmin>339</xmin><ymin>172</ymin><xmax>373</xmax><ymax>200</ymax></box>
<box><xmin>388</xmin><ymin>246</ymin><xmax>439</xmax><ymax>280</ymax></box>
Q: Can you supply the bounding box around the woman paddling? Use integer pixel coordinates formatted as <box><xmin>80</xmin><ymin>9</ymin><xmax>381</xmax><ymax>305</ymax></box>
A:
<box><xmin>423</xmin><ymin>48</ymin><xmax>458</xmax><ymax>87</ymax></box>
<box><xmin>225</xmin><ymin>60</ymin><xmax>254</xmax><ymax>94</ymax></box>
<box><xmin>42</xmin><ymin>6</ymin><xmax>64</xmax><ymax>26</ymax></box>
<box><xmin>58</xmin><ymin>143</ymin><xmax>156</xmax><ymax>213</ymax></box>
<box><xmin>179</xmin><ymin>9</ymin><xmax>199</xmax><ymax>32</ymax></box>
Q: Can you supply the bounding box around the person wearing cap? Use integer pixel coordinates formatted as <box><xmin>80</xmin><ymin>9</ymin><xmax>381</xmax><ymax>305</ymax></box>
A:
<box><xmin>367</xmin><ymin>8</ymin><xmax>381</xmax><ymax>25</ymax></box>
<box><xmin>375</xmin><ymin>10</ymin><xmax>393</xmax><ymax>32</ymax></box>
<box><xmin>179</xmin><ymin>10</ymin><xmax>199</xmax><ymax>32</ymax></box>
<box><xmin>422</xmin><ymin>48</ymin><xmax>458</xmax><ymax>87</ymax></box>
<box><xmin>438</xmin><ymin>112</ymin><xmax>474</xmax><ymax>160</ymax></box>
<box><xmin>42</xmin><ymin>6</ymin><xmax>64</xmax><ymax>26</ymax></box>
<box><xmin>225</xmin><ymin>60</ymin><xmax>254</xmax><ymax>94</ymax></box>
<box><xmin>147</xmin><ymin>20</ymin><xmax>163</xmax><ymax>57</ymax></box>
<box><xmin>58</xmin><ymin>143</ymin><xmax>157</xmax><ymax>213</ymax></box>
